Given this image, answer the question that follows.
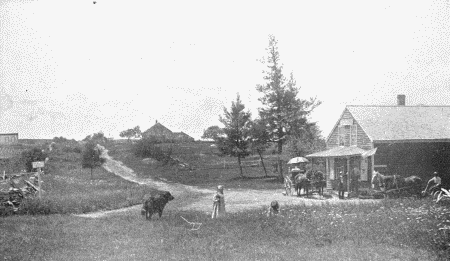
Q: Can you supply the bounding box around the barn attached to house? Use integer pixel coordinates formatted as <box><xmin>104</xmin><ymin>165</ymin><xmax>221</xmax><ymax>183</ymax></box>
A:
<box><xmin>306</xmin><ymin>95</ymin><xmax>450</xmax><ymax>192</ymax></box>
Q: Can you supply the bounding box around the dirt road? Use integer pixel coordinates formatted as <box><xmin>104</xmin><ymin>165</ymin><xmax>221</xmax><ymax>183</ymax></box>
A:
<box><xmin>77</xmin><ymin>147</ymin><xmax>378</xmax><ymax>218</ymax></box>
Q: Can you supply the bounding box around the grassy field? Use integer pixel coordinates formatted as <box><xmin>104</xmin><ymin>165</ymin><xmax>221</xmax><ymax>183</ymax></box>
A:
<box><xmin>106</xmin><ymin>141</ymin><xmax>289</xmax><ymax>190</ymax></box>
<box><xmin>1</xmin><ymin>140</ymin><xmax>449</xmax><ymax>260</ymax></box>
<box><xmin>4</xmin><ymin>141</ymin><xmax>160</xmax><ymax>215</ymax></box>
<box><xmin>1</xmin><ymin>198</ymin><xmax>449</xmax><ymax>260</ymax></box>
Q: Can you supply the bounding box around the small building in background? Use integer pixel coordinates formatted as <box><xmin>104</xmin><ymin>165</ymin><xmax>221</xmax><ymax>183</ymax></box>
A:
<box><xmin>142</xmin><ymin>121</ymin><xmax>194</xmax><ymax>143</ymax></box>
<box><xmin>0</xmin><ymin>133</ymin><xmax>19</xmax><ymax>145</ymax></box>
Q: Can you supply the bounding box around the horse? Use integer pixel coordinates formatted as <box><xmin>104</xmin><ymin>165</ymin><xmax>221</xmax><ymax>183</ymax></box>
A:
<box><xmin>372</xmin><ymin>171</ymin><xmax>423</xmax><ymax>197</ymax></box>
<box><xmin>371</xmin><ymin>171</ymin><xmax>399</xmax><ymax>190</ymax></box>
<box><xmin>308</xmin><ymin>170</ymin><xmax>325</xmax><ymax>196</ymax></box>
<box><xmin>294</xmin><ymin>173</ymin><xmax>310</xmax><ymax>197</ymax></box>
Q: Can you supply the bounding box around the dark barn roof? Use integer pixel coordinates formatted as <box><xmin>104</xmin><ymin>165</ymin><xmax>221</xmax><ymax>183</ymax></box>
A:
<box><xmin>142</xmin><ymin>122</ymin><xmax>174</xmax><ymax>139</ymax></box>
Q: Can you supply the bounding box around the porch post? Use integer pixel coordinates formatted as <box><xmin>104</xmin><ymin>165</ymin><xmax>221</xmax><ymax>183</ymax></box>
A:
<box><xmin>325</xmin><ymin>158</ymin><xmax>329</xmax><ymax>189</ymax></box>
<box><xmin>347</xmin><ymin>156</ymin><xmax>350</xmax><ymax>197</ymax></box>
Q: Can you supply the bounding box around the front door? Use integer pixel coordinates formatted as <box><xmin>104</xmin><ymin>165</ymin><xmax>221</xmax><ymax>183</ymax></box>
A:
<box><xmin>334</xmin><ymin>158</ymin><xmax>348</xmax><ymax>189</ymax></box>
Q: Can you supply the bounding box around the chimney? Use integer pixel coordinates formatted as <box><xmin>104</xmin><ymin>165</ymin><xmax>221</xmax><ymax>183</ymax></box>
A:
<box><xmin>155</xmin><ymin>120</ymin><xmax>158</xmax><ymax>124</ymax></box>
<box><xmin>397</xmin><ymin>94</ymin><xmax>405</xmax><ymax>106</ymax></box>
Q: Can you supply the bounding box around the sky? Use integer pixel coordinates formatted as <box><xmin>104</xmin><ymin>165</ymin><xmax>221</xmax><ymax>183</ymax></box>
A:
<box><xmin>0</xmin><ymin>0</ymin><xmax>449</xmax><ymax>140</ymax></box>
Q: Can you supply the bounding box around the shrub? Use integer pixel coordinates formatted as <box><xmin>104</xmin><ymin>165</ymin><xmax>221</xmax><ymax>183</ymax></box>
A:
<box><xmin>133</xmin><ymin>138</ymin><xmax>173</xmax><ymax>164</ymax></box>
<box><xmin>18</xmin><ymin>198</ymin><xmax>54</xmax><ymax>215</ymax></box>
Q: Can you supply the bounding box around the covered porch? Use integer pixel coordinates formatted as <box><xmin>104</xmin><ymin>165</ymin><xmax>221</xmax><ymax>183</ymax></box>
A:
<box><xmin>306</xmin><ymin>146</ymin><xmax>377</xmax><ymax>196</ymax></box>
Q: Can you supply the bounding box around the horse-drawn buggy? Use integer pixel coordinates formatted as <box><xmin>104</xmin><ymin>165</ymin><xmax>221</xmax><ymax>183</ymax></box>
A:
<box><xmin>284</xmin><ymin>157</ymin><xmax>326</xmax><ymax>197</ymax></box>
<box><xmin>370</xmin><ymin>171</ymin><xmax>423</xmax><ymax>198</ymax></box>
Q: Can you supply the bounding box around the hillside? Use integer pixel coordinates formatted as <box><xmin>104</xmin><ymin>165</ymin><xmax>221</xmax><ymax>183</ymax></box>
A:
<box><xmin>106</xmin><ymin>141</ymin><xmax>285</xmax><ymax>190</ymax></box>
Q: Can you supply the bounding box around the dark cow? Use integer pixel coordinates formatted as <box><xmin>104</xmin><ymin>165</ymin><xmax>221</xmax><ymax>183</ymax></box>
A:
<box><xmin>141</xmin><ymin>191</ymin><xmax>174</xmax><ymax>220</ymax></box>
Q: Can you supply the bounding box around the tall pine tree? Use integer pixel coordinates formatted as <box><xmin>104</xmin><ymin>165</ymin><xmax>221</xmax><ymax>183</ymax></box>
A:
<box><xmin>256</xmin><ymin>35</ymin><xmax>321</xmax><ymax>179</ymax></box>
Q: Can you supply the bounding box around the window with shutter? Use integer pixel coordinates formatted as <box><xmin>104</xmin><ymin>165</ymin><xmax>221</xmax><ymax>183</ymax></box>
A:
<box><xmin>350</xmin><ymin>124</ymin><xmax>357</xmax><ymax>146</ymax></box>
<box><xmin>344</xmin><ymin>125</ymin><xmax>350</xmax><ymax>146</ymax></box>
<box><xmin>338</xmin><ymin>126</ymin><xmax>345</xmax><ymax>146</ymax></box>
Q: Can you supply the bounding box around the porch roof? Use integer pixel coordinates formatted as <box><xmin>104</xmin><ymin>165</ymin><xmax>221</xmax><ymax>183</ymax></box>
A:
<box><xmin>305</xmin><ymin>146</ymin><xmax>367</xmax><ymax>158</ymax></box>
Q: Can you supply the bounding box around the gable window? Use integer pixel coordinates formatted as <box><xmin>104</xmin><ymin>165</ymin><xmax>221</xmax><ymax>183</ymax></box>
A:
<box><xmin>338</xmin><ymin>122</ymin><xmax>358</xmax><ymax>147</ymax></box>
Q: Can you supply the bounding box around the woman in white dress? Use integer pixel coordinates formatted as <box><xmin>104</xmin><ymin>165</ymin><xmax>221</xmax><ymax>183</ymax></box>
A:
<box><xmin>212</xmin><ymin>185</ymin><xmax>226</xmax><ymax>218</ymax></box>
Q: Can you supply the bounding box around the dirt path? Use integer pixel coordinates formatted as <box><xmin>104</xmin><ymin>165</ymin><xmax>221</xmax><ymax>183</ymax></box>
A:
<box><xmin>76</xmin><ymin>147</ymin><xmax>379</xmax><ymax>218</ymax></box>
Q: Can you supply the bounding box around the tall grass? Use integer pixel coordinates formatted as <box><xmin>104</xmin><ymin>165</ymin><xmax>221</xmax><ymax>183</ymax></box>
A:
<box><xmin>1</xmin><ymin>198</ymin><xmax>448</xmax><ymax>260</ymax></box>
<box><xmin>11</xmin><ymin>141</ymin><xmax>159</xmax><ymax>215</ymax></box>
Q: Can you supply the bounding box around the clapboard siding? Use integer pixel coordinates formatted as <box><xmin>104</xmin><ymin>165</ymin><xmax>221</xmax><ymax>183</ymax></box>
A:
<box><xmin>326</xmin><ymin>108</ymin><xmax>373</xmax><ymax>150</ymax></box>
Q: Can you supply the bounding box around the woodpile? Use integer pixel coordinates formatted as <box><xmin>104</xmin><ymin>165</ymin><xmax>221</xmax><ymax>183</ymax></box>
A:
<box><xmin>0</xmin><ymin>174</ymin><xmax>40</xmax><ymax>215</ymax></box>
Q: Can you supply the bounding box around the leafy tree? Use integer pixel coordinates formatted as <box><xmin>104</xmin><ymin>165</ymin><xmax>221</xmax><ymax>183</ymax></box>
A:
<box><xmin>286</xmin><ymin>124</ymin><xmax>326</xmax><ymax>157</ymax></box>
<box><xmin>134</xmin><ymin>126</ymin><xmax>142</xmax><ymax>139</ymax></box>
<box><xmin>83</xmin><ymin>131</ymin><xmax>108</xmax><ymax>144</ymax></box>
<box><xmin>21</xmin><ymin>148</ymin><xmax>48</xmax><ymax>172</ymax></box>
<box><xmin>82</xmin><ymin>142</ymin><xmax>106</xmax><ymax>179</ymax></box>
<box><xmin>52</xmin><ymin>136</ymin><xmax>68</xmax><ymax>143</ymax></box>
<box><xmin>120</xmin><ymin>126</ymin><xmax>142</xmax><ymax>142</ymax></box>
<box><xmin>256</xmin><ymin>35</ymin><xmax>321</xmax><ymax>179</ymax></box>
<box><xmin>218</xmin><ymin>94</ymin><xmax>252</xmax><ymax>177</ymax></box>
<box><xmin>201</xmin><ymin>125</ymin><xmax>225</xmax><ymax>141</ymax></box>
<box><xmin>249</xmin><ymin>119</ymin><xmax>271</xmax><ymax>177</ymax></box>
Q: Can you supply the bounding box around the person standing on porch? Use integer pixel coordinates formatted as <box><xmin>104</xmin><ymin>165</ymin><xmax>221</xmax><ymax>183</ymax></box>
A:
<box><xmin>338</xmin><ymin>173</ymin><xmax>345</xmax><ymax>199</ymax></box>
<box><xmin>351</xmin><ymin>166</ymin><xmax>361</xmax><ymax>194</ymax></box>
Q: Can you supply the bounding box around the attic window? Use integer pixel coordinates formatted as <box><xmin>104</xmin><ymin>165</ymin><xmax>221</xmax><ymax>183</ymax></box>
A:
<box><xmin>340</xmin><ymin>119</ymin><xmax>353</xmax><ymax>126</ymax></box>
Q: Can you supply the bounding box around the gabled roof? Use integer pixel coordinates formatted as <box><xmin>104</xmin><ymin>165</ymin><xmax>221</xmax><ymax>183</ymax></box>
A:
<box><xmin>173</xmin><ymin>131</ymin><xmax>194</xmax><ymax>140</ymax></box>
<box><xmin>143</xmin><ymin>122</ymin><xmax>174</xmax><ymax>136</ymax></box>
<box><xmin>347</xmin><ymin>106</ymin><xmax>450</xmax><ymax>142</ymax></box>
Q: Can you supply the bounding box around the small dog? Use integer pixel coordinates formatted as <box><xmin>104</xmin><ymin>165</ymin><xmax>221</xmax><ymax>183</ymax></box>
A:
<box><xmin>141</xmin><ymin>191</ymin><xmax>174</xmax><ymax>220</ymax></box>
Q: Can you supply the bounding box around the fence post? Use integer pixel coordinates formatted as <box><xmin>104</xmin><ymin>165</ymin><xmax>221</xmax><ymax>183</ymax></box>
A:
<box><xmin>38</xmin><ymin>168</ymin><xmax>42</xmax><ymax>199</ymax></box>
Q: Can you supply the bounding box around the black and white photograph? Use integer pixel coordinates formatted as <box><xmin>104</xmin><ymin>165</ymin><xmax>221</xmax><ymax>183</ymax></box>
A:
<box><xmin>1</xmin><ymin>1</ymin><xmax>450</xmax><ymax>260</ymax></box>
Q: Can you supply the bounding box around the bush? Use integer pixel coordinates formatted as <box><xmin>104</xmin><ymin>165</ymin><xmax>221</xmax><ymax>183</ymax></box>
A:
<box><xmin>18</xmin><ymin>198</ymin><xmax>54</xmax><ymax>215</ymax></box>
<box><xmin>62</xmin><ymin>145</ymin><xmax>82</xmax><ymax>154</ymax></box>
<box><xmin>133</xmin><ymin>138</ymin><xmax>171</xmax><ymax>163</ymax></box>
